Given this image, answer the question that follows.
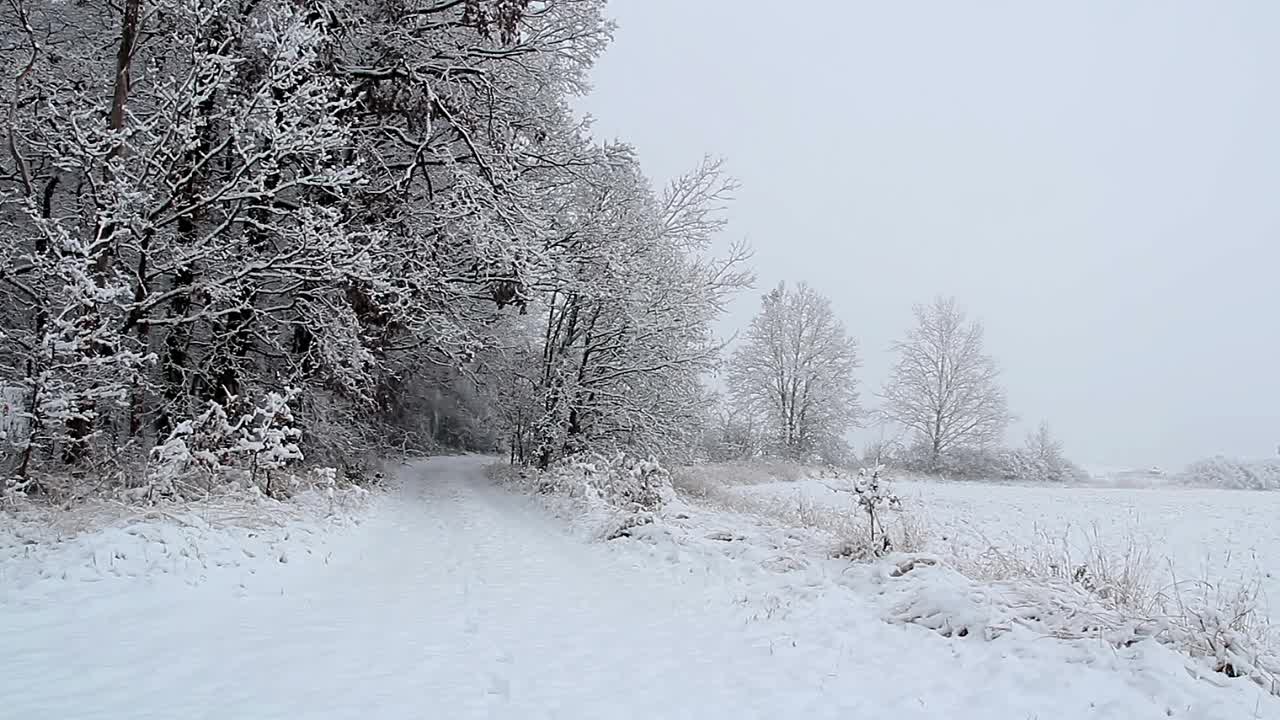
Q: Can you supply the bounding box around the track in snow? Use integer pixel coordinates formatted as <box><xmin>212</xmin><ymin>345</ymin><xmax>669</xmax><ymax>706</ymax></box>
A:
<box><xmin>3</xmin><ymin>457</ymin><xmax>827</xmax><ymax>719</ymax></box>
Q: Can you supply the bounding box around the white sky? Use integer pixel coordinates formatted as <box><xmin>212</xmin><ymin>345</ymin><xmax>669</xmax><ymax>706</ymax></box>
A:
<box><xmin>576</xmin><ymin>0</ymin><xmax>1280</xmax><ymax>469</ymax></box>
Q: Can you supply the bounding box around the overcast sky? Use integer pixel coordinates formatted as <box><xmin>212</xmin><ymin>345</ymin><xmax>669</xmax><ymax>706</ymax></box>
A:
<box><xmin>576</xmin><ymin>0</ymin><xmax>1280</xmax><ymax>470</ymax></box>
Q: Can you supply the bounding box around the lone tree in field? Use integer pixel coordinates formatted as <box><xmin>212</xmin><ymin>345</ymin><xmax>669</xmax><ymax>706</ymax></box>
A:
<box><xmin>881</xmin><ymin>296</ymin><xmax>1009</xmax><ymax>471</ymax></box>
<box><xmin>727</xmin><ymin>282</ymin><xmax>861</xmax><ymax>461</ymax></box>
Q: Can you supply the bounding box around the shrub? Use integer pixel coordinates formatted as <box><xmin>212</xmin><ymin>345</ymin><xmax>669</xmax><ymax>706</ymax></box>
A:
<box><xmin>998</xmin><ymin>448</ymin><xmax>1090</xmax><ymax>484</ymax></box>
<box><xmin>525</xmin><ymin>452</ymin><xmax>674</xmax><ymax>512</ymax></box>
<box><xmin>1176</xmin><ymin>456</ymin><xmax>1280</xmax><ymax>490</ymax></box>
<box><xmin>932</xmin><ymin>445</ymin><xmax>1008</xmax><ymax>480</ymax></box>
<box><xmin>144</xmin><ymin>389</ymin><xmax>304</xmax><ymax>500</ymax></box>
<box><xmin>827</xmin><ymin>464</ymin><xmax>915</xmax><ymax>558</ymax></box>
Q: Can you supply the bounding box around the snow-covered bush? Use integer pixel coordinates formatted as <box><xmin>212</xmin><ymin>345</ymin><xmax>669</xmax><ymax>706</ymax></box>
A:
<box><xmin>1176</xmin><ymin>456</ymin><xmax>1280</xmax><ymax>490</ymax></box>
<box><xmin>851</xmin><ymin>465</ymin><xmax>897</xmax><ymax>541</ymax></box>
<box><xmin>1162</xmin><ymin>576</ymin><xmax>1279</xmax><ymax>685</ymax></box>
<box><xmin>998</xmin><ymin>449</ymin><xmax>1090</xmax><ymax>485</ymax></box>
<box><xmin>546</xmin><ymin>453</ymin><xmax>674</xmax><ymax>513</ymax></box>
<box><xmin>929</xmin><ymin>445</ymin><xmax>1007</xmax><ymax>480</ymax></box>
<box><xmin>144</xmin><ymin>389</ymin><xmax>304</xmax><ymax>500</ymax></box>
<box><xmin>143</xmin><ymin>401</ymin><xmax>240</xmax><ymax>499</ymax></box>
<box><xmin>491</xmin><ymin>453</ymin><xmax>676</xmax><ymax>540</ymax></box>
<box><xmin>828</xmin><ymin>464</ymin><xmax>909</xmax><ymax>558</ymax></box>
<box><xmin>894</xmin><ymin>426</ymin><xmax>1088</xmax><ymax>485</ymax></box>
<box><xmin>997</xmin><ymin>422</ymin><xmax>1090</xmax><ymax>484</ymax></box>
<box><xmin>235</xmin><ymin>390</ymin><xmax>304</xmax><ymax>497</ymax></box>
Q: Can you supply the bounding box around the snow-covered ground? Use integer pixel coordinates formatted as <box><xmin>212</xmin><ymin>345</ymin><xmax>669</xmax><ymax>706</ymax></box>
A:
<box><xmin>739</xmin><ymin>477</ymin><xmax>1280</xmax><ymax>622</ymax></box>
<box><xmin>3</xmin><ymin>456</ymin><xmax>1277</xmax><ymax>719</ymax></box>
<box><xmin>0</xmin><ymin>486</ymin><xmax>371</xmax><ymax>608</ymax></box>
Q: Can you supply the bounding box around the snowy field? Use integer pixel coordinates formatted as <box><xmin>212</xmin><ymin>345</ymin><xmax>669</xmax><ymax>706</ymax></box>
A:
<box><xmin>3</xmin><ymin>456</ymin><xmax>1278</xmax><ymax>719</ymax></box>
<box><xmin>740</xmin><ymin>478</ymin><xmax>1280</xmax><ymax>621</ymax></box>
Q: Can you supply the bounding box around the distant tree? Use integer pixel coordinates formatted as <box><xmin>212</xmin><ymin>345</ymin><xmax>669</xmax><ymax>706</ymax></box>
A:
<box><xmin>1023</xmin><ymin>421</ymin><xmax>1064</xmax><ymax>474</ymax></box>
<box><xmin>727</xmin><ymin>282</ymin><xmax>861</xmax><ymax>461</ymax></box>
<box><xmin>1003</xmin><ymin>421</ymin><xmax>1087</xmax><ymax>484</ymax></box>
<box><xmin>881</xmin><ymin>296</ymin><xmax>1009</xmax><ymax>471</ymax></box>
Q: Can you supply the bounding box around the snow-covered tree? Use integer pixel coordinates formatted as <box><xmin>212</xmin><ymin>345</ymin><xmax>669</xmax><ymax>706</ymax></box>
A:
<box><xmin>2</xmin><ymin>0</ymin><xmax>747</xmax><ymax>494</ymax></box>
<box><xmin>507</xmin><ymin>153</ymin><xmax>751</xmax><ymax>468</ymax></box>
<box><xmin>880</xmin><ymin>296</ymin><xmax>1010</xmax><ymax>472</ymax></box>
<box><xmin>727</xmin><ymin>282</ymin><xmax>860</xmax><ymax>462</ymax></box>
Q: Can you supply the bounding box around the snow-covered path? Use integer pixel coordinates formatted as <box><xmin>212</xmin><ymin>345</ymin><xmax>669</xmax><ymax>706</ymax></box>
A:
<box><xmin>5</xmin><ymin>457</ymin><xmax>814</xmax><ymax>718</ymax></box>
<box><xmin>3</xmin><ymin>456</ymin><xmax>1273</xmax><ymax>719</ymax></box>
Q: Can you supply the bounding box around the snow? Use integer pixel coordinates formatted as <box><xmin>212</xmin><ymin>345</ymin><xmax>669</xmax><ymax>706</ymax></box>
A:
<box><xmin>0</xmin><ymin>486</ymin><xmax>369</xmax><ymax>607</ymax></box>
<box><xmin>740</xmin><ymin>477</ymin><xmax>1280</xmax><ymax>622</ymax></box>
<box><xmin>3</xmin><ymin>456</ymin><xmax>1277</xmax><ymax>719</ymax></box>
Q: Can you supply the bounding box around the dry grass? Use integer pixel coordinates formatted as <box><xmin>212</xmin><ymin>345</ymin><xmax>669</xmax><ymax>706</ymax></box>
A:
<box><xmin>672</xmin><ymin>468</ymin><xmax>925</xmax><ymax>558</ymax></box>
<box><xmin>946</xmin><ymin>521</ymin><xmax>1278</xmax><ymax>693</ymax></box>
<box><xmin>1161</xmin><ymin>563</ymin><xmax>1280</xmax><ymax>687</ymax></box>
<box><xmin>684</xmin><ymin>464</ymin><xmax>1279</xmax><ymax>692</ymax></box>
<box><xmin>670</xmin><ymin>461</ymin><xmax>839</xmax><ymax>491</ymax></box>
<box><xmin>954</xmin><ymin>523</ymin><xmax>1161</xmax><ymax>614</ymax></box>
<box><xmin>536</xmin><ymin>457</ymin><xmax>1280</xmax><ymax>692</ymax></box>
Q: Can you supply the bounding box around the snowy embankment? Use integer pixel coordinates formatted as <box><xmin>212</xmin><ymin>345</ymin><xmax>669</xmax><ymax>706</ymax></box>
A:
<box><xmin>1</xmin><ymin>484</ymin><xmax>374</xmax><ymax>607</ymax></box>
<box><xmin>3</xmin><ymin>456</ymin><xmax>1277</xmax><ymax>719</ymax></box>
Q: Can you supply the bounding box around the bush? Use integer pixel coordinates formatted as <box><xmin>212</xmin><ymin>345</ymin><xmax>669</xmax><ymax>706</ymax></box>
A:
<box><xmin>143</xmin><ymin>389</ymin><xmax>304</xmax><ymax>500</ymax></box>
<box><xmin>489</xmin><ymin>453</ymin><xmax>675</xmax><ymax>542</ymax></box>
<box><xmin>826</xmin><ymin>465</ymin><xmax>901</xmax><ymax>555</ymax></box>
<box><xmin>921</xmin><ymin>445</ymin><xmax>1008</xmax><ymax>480</ymax></box>
<box><xmin>998</xmin><ymin>448</ymin><xmax>1090</xmax><ymax>484</ymax></box>
<box><xmin>1176</xmin><ymin>456</ymin><xmax>1280</xmax><ymax>490</ymax></box>
<box><xmin>523</xmin><ymin>452</ymin><xmax>674</xmax><ymax>512</ymax></box>
<box><xmin>887</xmin><ymin>422</ymin><xmax>1090</xmax><ymax>484</ymax></box>
<box><xmin>893</xmin><ymin>441</ymin><xmax>1089</xmax><ymax>485</ymax></box>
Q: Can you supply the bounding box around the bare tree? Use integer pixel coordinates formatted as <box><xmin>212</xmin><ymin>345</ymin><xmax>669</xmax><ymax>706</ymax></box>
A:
<box><xmin>880</xmin><ymin>296</ymin><xmax>1009</xmax><ymax>471</ymax></box>
<box><xmin>1024</xmin><ymin>421</ymin><xmax>1064</xmax><ymax>469</ymax></box>
<box><xmin>728</xmin><ymin>282</ymin><xmax>860</xmax><ymax>461</ymax></box>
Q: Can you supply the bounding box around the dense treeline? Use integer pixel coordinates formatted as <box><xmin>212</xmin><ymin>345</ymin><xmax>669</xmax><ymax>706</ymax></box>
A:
<box><xmin>0</xmin><ymin>0</ymin><xmax>749</xmax><ymax>497</ymax></box>
<box><xmin>0</xmin><ymin>0</ymin><xmax>1104</xmax><ymax>498</ymax></box>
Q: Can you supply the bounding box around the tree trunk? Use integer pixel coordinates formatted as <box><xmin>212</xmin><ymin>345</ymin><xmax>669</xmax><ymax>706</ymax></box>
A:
<box><xmin>64</xmin><ymin>0</ymin><xmax>142</xmax><ymax>464</ymax></box>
